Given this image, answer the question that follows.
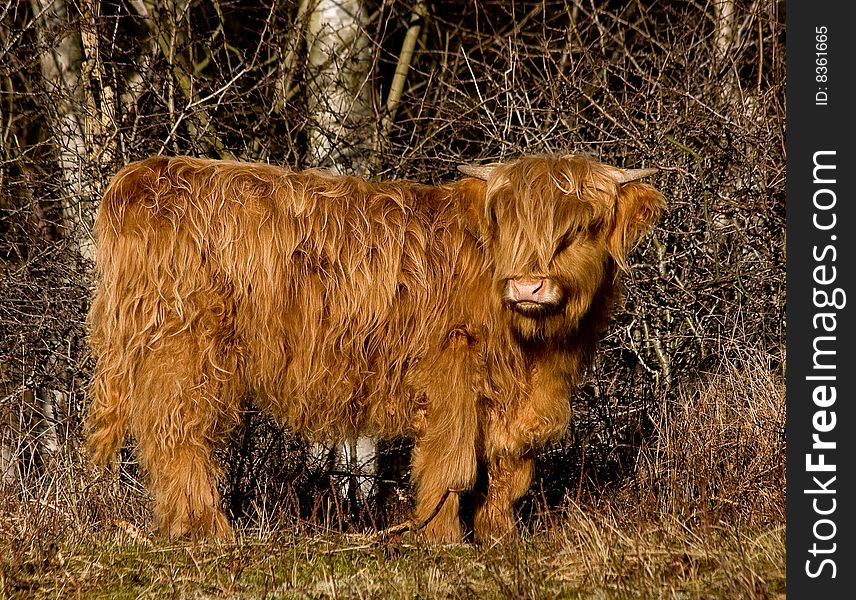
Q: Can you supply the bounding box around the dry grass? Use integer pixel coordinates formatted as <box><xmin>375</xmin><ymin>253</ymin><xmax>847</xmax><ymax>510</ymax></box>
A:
<box><xmin>0</xmin><ymin>350</ymin><xmax>784</xmax><ymax>599</ymax></box>
<box><xmin>625</xmin><ymin>348</ymin><xmax>786</xmax><ymax>527</ymax></box>
<box><xmin>0</xmin><ymin>513</ymin><xmax>784</xmax><ymax>599</ymax></box>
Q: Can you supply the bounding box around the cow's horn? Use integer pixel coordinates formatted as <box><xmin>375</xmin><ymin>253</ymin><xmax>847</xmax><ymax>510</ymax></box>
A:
<box><xmin>607</xmin><ymin>167</ymin><xmax>659</xmax><ymax>184</ymax></box>
<box><xmin>457</xmin><ymin>163</ymin><xmax>499</xmax><ymax>180</ymax></box>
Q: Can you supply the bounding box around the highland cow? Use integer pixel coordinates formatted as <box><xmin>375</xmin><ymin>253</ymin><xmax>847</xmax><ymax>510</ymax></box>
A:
<box><xmin>86</xmin><ymin>154</ymin><xmax>664</xmax><ymax>542</ymax></box>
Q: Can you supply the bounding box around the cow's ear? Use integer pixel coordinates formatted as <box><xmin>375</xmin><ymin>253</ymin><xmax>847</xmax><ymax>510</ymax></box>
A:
<box><xmin>454</xmin><ymin>178</ymin><xmax>490</xmax><ymax>238</ymax></box>
<box><xmin>607</xmin><ymin>182</ymin><xmax>665</xmax><ymax>269</ymax></box>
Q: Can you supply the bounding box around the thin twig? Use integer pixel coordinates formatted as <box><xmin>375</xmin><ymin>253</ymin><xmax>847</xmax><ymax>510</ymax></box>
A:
<box><xmin>380</xmin><ymin>1</ymin><xmax>427</xmax><ymax>141</ymax></box>
<box><xmin>372</xmin><ymin>487</ymin><xmax>462</xmax><ymax>538</ymax></box>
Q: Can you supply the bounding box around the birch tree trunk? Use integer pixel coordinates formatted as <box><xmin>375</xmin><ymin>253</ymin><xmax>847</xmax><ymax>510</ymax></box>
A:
<box><xmin>302</xmin><ymin>0</ymin><xmax>377</xmax><ymax>507</ymax></box>
<box><xmin>304</xmin><ymin>0</ymin><xmax>374</xmax><ymax>173</ymax></box>
<box><xmin>712</xmin><ymin>0</ymin><xmax>739</xmax><ymax>105</ymax></box>
<box><xmin>302</xmin><ymin>0</ymin><xmax>429</xmax><ymax>515</ymax></box>
<box><xmin>5</xmin><ymin>0</ymin><xmax>126</xmax><ymax>482</ymax></box>
<box><xmin>30</xmin><ymin>0</ymin><xmax>94</xmax><ymax>261</ymax></box>
<box><xmin>17</xmin><ymin>0</ymin><xmax>96</xmax><ymax>471</ymax></box>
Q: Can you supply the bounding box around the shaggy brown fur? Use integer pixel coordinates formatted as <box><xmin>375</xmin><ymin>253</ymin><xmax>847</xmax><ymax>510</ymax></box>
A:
<box><xmin>86</xmin><ymin>154</ymin><xmax>664</xmax><ymax>542</ymax></box>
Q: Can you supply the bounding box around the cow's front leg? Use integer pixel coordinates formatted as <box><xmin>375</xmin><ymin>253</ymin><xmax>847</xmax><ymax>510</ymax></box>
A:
<box><xmin>473</xmin><ymin>452</ymin><xmax>534</xmax><ymax>543</ymax></box>
<box><xmin>514</xmin><ymin>356</ymin><xmax>574</xmax><ymax>449</ymax></box>
<box><xmin>474</xmin><ymin>356</ymin><xmax>574</xmax><ymax>543</ymax></box>
<box><xmin>410</xmin><ymin>332</ymin><xmax>480</xmax><ymax>543</ymax></box>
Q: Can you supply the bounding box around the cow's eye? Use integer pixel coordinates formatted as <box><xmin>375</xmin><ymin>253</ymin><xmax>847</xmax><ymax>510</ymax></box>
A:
<box><xmin>486</xmin><ymin>207</ymin><xmax>499</xmax><ymax>232</ymax></box>
<box><xmin>552</xmin><ymin>233</ymin><xmax>572</xmax><ymax>260</ymax></box>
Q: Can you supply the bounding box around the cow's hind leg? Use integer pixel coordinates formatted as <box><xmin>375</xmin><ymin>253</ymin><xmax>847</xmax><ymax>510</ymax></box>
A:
<box><xmin>129</xmin><ymin>339</ymin><xmax>237</xmax><ymax>540</ymax></box>
<box><xmin>411</xmin><ymin>436</ymin><xmax>473</xmax><ymax>543</ymax></box>
<box><xmin>411</xmin><ymin>333</ymin><xmax>480</xmax><ymax>543</ymax></box>
<box><xmin>473</xmin><ymin>453</ymin><xmax>535</xmax><ymax>543</ymax></box>
<box><xmin>86</xmin><ymin>359</ymin><xmax>132</xmax><ymax>466</ymax></box>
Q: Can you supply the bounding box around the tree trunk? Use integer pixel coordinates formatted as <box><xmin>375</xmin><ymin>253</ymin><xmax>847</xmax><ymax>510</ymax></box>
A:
<box><xmin>304</xmin><ymin>0</ymin><xmax>374</xmax><ymax>173</ymax></box>
<box><xmin>712</xmin><ymin>0</ymin><xmax>739</xmax><ymax>104</ymax></box>
<box><xmin>302</xmin><ymin>0</ymin><xmax>378</xmax><ymax>508</ymax></box>
<box><xmin>30</xmin><ymin>0</ymin><xmax>94</xmax><ymax>260</ymax></box>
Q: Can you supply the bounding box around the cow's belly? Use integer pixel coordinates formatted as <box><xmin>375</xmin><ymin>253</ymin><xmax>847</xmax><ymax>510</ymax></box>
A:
<box><xmin>250</xmin><ymin>347</ymin><xmax>427</xmax><ymax>442</ymax></box>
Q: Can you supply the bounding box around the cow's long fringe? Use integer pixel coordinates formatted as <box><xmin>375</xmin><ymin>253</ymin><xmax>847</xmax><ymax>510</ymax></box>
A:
<box><xmin>86</xmin><ymin>154</ymin><xmax>664</xmax><ymax>540</ymax></box>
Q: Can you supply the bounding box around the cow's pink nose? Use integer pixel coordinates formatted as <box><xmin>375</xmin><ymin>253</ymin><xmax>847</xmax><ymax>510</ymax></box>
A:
<box><xmin>510</xmin><ymin>277</ymin><xmax>546</xmax><ymax>302</ymax></box>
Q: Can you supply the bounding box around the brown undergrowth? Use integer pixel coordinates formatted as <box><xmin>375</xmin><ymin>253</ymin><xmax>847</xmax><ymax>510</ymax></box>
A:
<box><xmin>0</xmin><ymin>350</ymin><xmax>784</xmax><ymax>599</ymax></box>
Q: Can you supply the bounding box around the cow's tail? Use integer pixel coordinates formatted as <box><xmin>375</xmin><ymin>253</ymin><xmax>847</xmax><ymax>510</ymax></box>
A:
<box><xmin>85</xmin><ymin>157</ymin><xmax>171</xmax><ymax>465</ymax></box>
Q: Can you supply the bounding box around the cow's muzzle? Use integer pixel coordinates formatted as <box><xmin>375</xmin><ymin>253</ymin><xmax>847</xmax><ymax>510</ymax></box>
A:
<box><xmin>503</xmin><ymin>277</ymin><xmax>564</xmax><ymax>316</ymax></box>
